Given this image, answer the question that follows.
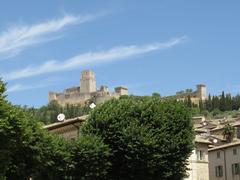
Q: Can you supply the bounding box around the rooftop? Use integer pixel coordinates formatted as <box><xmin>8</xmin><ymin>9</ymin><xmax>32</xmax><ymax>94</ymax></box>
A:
<box><xmin>195</xmin><ymin>135</ymin><xmax>212</xmax><ymax>144</ymax></box>
<box><xmin>208</xmin><ymin>140</ymin><xmax>240</xmax><ymax>151</ymax></box>
<box><xmin>43</xmin><ymin>115</ymin><xmax>88</xmax><ymax>130</ymax></box>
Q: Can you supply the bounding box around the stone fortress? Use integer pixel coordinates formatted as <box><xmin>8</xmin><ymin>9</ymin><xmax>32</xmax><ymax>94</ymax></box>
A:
<box><xmin>173</xmin><ymin>84</ymin><xmax>207</xmax><ymax>105</ymax></box>
<box><xmin>49</xmin><ymin>70</ymin><xmax>128</xmax><ymax>106</ymax></box>
<box><xmin>49</xmin><ymin>69</ymin><xmax>206</xmax><ymax>106</ymax></box>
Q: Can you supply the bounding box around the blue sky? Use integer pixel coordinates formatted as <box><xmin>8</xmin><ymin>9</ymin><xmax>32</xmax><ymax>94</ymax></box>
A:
<box><xmin>1</xmin><ymin>0</ymin><xmax>240</xmax><ymax>107</ymax></box>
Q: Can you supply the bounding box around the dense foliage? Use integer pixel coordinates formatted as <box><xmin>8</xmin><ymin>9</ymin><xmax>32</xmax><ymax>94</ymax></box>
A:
<box><xmin>223</xmin><ymin>124</ymin><xmax>235</xmax><ymax>143</ymax></box>
<box><xmin>82</xmin><ymin>96</ymin><xmax>195</xmax><ymax>180</ymax></box>
<box><xmin>68</xmin><ymin>135</ymin><xmax>111</xmax><ymax>180</ymax></box>
<box><xmin>0</xmin><ymin>80</ymin><xmax>48</xmax><ymax>178</ymax></box>
<box><xmin>201</xmin><ymin>92</ymin><xmax>240</xmax><ymax>112</ymax></box>
<box><xmin>1</xmin><ymin>79</ymin><xmax>195</xmax><ymax>179</ymax></box>
<box><xmin>0</xmin><ymin>80</ymin><xmax>110</xmax><ymax>179</ymax></box>
<box><xmin>184</xmin><ymin>92</ymin><xmax>240</xmax><ymax>118</ymax></box>
<box><xmin>21</xmin><ymin>100</ymin><xmax>91</xmax><ymax>124</ymax></box>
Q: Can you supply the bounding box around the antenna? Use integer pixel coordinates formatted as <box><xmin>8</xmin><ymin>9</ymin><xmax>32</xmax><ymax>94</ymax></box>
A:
<box><xmin>89</xmin><ymin>103</ymin><xmax>96</xmax><ymax>109</ymax></box>
<box><xmin>57</xmin><ymin>113</ymin><xmax>65</xmax><ymax>122</ymax></box>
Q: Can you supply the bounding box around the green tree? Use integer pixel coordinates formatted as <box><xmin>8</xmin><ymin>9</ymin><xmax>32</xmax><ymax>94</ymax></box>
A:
<box><xmin>152</xmin><ymin>92</ymin><xmax>161</xmax><ymax>98</ymax></box>
<box><xmin>219</xmin><ymin>91</ymin><xmax>226</xmax><ymax>111</ymax></box>
<box><xmin>185</xmin><ymin>95</ymin><xmax>192</xmax><ymax>108</ymax></box>
<box><xmin>211</xmin><ymin>108</ymin><xmax>221</xmax><ymax>117</ymax></box>
<box><xmin>0</xmin><ymin>79</ymin><xmax>110</xmax><ymax>179</ymax></box>
<box><xmin>82</xmin><ymin>96</ymin><xmax>194</xmax><ymax>180</ymax></box>
<box><xmin>185</xmin><ymin>89</ymin><xmax>193</xmax><ymax>93</ymax></box>
<box><xmin>199</xmin><ymin>100</ymin><xmax>204</xmax><ymax>112</ymax></box>
<box><xmin>225</xmin><ymin>93</ymin><xmax>232</xmax><ymax>111</ymax></box>
<box><xmin>232</xmin><ymin>95</ymin><xmax>240</xmax><ymax>110</ymax></box>
<box><xmin>0</xmin><ymin>80</ymin><xmax>69</xmax><ymax>179</ymax></box>
<box><xmin>68</xmin><ymin>135</ymin><xmax>111</xmax><ymax>180</ymax></box>
<box><xmin>205</xmin><ymin>94</ymin><xmax>212</xmax><ymax>111</ymax></box>
<box><xmin>0</xmin><ymin>80</ymin><xmax>11</xmax><ymax>178</ymax></box>
<box><xmin>212</xmin><ymin>96</ymin><xmax>220</xmax><ymax>111</ymax></box>
<box><xmin>22</xmin><ymin>101</ymin><xmax>91</xmax><ymax>124</ymax></box>
<box><xmin>223</xmin><ymin>124</ymin><xmax>235</xmax><ymax>143</ymax></box>
<box><xmin>201</xmin><ymin>110</ymin><xmax>210</xmax><ymax>118</ymax></box>
<box><xmin>0</xmin><ymin>80</ymin><xmax>37</xmax><ymax>178</ymax></box>
<box><xmin>32</xmin><ymin>134</ymin><xmax>70</xmax><ymax>180</ymax></box>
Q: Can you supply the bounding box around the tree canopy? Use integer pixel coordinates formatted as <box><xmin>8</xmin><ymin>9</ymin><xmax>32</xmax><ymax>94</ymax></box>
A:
<box><xmin>0</xmin><ymin>80</ymin><xmax>110</xmax><ymax>180</ymax></box>
<box><xmin>0</xmin><ymin>79</ymin><xmax>195</xmax><ymax>179</ymax></box>
<box><xmin>184</xmin><ymin>91</ymin><xmax>240</xmax><ymax>118</ymax></box>
<box><xmin>0</xmin><ymin>79</ymin><xmax>69</xmax><ymax>179</ymax></box>
<box><xmin>82</xmin><ymin>96</ymin><xmax>194</xmax><ymax>180</ymax></box>
<box><xmin>21</xmin><ymin>100</ymin><xmax>91</xmax><ymax>124</ymax></box>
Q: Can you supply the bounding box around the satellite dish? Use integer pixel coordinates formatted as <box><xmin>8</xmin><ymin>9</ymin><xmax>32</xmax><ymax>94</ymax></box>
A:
<box><xmin>57</xmin><ymin>113</ymin><xmax>65</xmax><ymax>122</ymax></box>
<box><xmin>89</xmin><ymin>103</ymin><xmax>96</xmax><ymax>109</ymax></box>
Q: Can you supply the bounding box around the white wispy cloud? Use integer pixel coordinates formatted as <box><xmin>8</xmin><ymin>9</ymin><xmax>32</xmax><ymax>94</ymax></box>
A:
<box><xmin>0</xmin><ymin>13</ymin><xmax>99</xmax><ymax>59</ymax></box>
<box><xmin>2</xmin><ymin>36</ymin><xmax>187</xmax><ymax>80</ymax></box>
<box><xmin>7</xmin><ymin>76</ymin><xmax>66</xmax><ymax>93</ymax></box>
<box><xmin>7</xmin><ymin>84</ymin><xmax>48</xmax><ymax>92</ymax></box>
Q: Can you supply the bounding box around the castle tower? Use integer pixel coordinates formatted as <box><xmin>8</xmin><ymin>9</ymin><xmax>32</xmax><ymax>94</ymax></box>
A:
<box><xmin>196</xmin><ymin>84</ymin><xmax>207</xmax><ymax>100</ymax></box>
<box><xmin>80</xmin><ymin>70</ymin><xmax>96</xmax><ymax>93</ymax></box>
<box><xmin>48</xmin><ymin>92</ymin><xmax>57</xmax><ymax>102</ymax></box>
<box><xmin>115</xmin><ymin>86</ymin><xmax>128</xmax><ymax>96</ymax></box>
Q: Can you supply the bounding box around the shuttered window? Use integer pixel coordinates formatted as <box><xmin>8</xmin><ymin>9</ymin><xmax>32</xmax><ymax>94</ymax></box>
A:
<box><xmin>215</xmin><ymin>166</ymin><xmax>223</xmax><ymax>177</ymax></box>
<box><xmin>232</xmin><ymin>163</ymin><xmax>240</xmax><ymax>175</ymax></box>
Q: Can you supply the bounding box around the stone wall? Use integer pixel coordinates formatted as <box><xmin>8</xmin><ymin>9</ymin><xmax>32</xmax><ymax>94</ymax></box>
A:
<box><xmin>48</xmin><ymin>70</ymin><xmax>128</xmax><ymax>106</ymax></box>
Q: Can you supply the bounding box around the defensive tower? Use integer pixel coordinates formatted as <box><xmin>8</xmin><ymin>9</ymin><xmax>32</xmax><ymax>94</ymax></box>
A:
<box><xmin>196</xmin><ymin>84</ymin><xmax>207</xmax><ymax>100</ymax></box>
<box><xmin>80</xmin><ymin>70</ymin><xmax>96</xmax><ymax>93</ymax></box>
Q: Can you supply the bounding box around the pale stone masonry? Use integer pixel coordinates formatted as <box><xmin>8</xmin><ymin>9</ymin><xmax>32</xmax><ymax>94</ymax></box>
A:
<box><xmin>49</xmin><ymin>70</ymin><xmax>128</xmax><ymax>106</ymax></box>
<box><xmin>164</xmin><ymin>84</ymin><xmax>207</xmax><ymax>106</ymax></box>
<box><xmin>80</xmin><ymin>70</ymin><xmax>96</xmax><ymax>93</ymax></box>
<box><xmin>209</xmin><ymin>141</ymin><xmax>240</xmax><ymax>180</ymax></box>
<box><xmin>176</xmin><ymin>84</ymin><xmax>207</xmax><ymax>105</ymax></box>
<box><xmin>185</xmin><ymin>135</ymin><xmax>211</xmax><ymax>180</ymax></box>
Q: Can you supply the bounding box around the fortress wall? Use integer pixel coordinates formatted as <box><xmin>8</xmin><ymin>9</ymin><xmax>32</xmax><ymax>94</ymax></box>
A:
<box><xmin>64</xmin><ymin>87</ymin><xmax>80</xmax><ymax>94</ymax></box>
<box><xmin>177</xmin><ymin>97</ymin><xmax>201</xmax><ymax>106</ymax></box>
<box><xmin>57</xmin><ymin>94</ymin><xmax>92</xmax><ymax>106</ymax></box>
<box><xmin>48</xmin><ymin>70</ymin><xmax>129</xmax><ymax>106</ymax></box>
<box><xmin>95</xmin><ymin>95</ymin><xmax>115</xmax><ymax>104</ymax></box>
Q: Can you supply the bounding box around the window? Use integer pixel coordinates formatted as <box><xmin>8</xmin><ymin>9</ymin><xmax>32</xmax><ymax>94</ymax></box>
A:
<box><xmin>197</xmin><ymin>150</ymin><xmax>205</xmax><ymax>161</ymax></box>
<box><xmin>232</xmin><ymin>163</ymin><xmax>240</xmax><ymax>175</ymax></box>
<box><xmin>237</xmin><ymin>127</ymin><xmax>240</xmax><ymax>139</ymax></box>
<box><xmin>215</xmin><ymin>166</ymin><xmax>223</xmax><ymax>177</ymax></box>
<box><xmin>233</xmin><ymin>148</ymin><xmax>237</xmax><ymax>155</ymax></box>
<box><xmin>217</xmin><ymin>151</ymin><xmax>221</xmax><ymax>159</ymax></box>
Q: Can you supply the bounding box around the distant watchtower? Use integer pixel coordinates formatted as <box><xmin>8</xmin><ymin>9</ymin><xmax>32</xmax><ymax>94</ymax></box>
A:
<box><xmin>196</xmin><ymin>84</ymin><xmax>207</xmax><ymax>100</ymax></box>
<box><xmin>80</xmin><ymin>70</ymin><xmax>96</xmax><ymax>93</ymax></box>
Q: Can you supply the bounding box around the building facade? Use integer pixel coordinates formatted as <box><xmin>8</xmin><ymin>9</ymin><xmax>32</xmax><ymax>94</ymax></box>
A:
<box><xmin>185</xmin><ymin>136</ymin><xmax>211</xmax><ymax>180</ymax></box>
<box><xmin>43</xmin><ymin>115</ymin><xmax>87</xmax><ymax>139</ymax></box>
<box><xmin>209</xmin><ymin>141</ymin><xmax>240</xmax><ymax>180</ymax></box>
